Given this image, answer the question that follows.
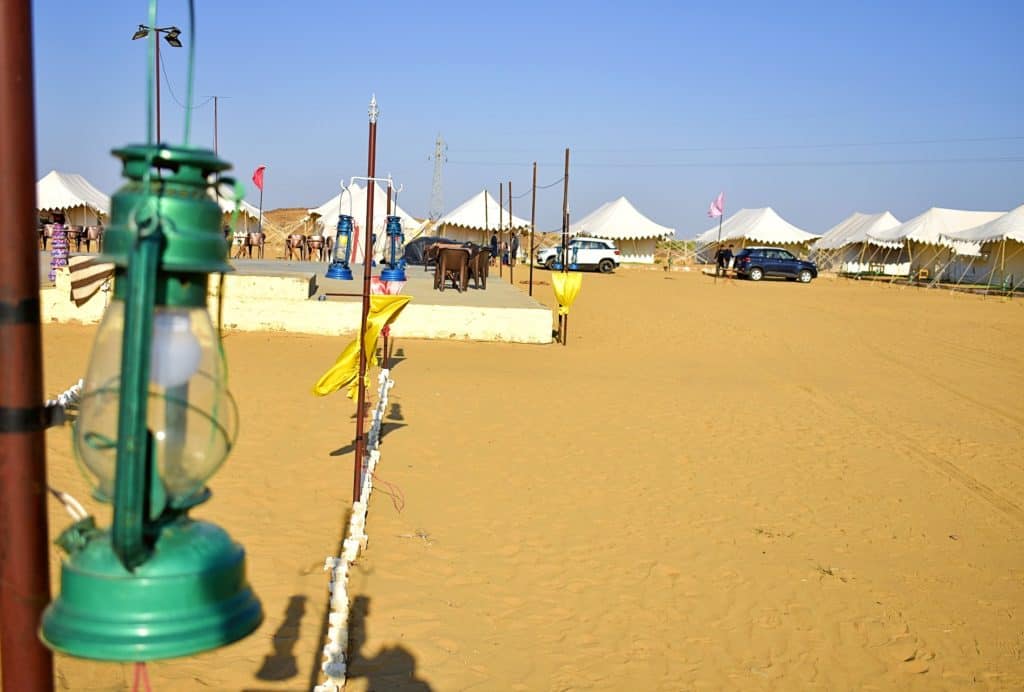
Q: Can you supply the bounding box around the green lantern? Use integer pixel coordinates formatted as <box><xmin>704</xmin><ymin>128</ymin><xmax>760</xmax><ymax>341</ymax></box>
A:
<box><xmin>40</xmin><ymin>145</ymin><xmax>263</xmax><ymax>661</ymax></box>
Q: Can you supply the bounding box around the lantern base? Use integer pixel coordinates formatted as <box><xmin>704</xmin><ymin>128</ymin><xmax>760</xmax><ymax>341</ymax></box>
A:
<box><xmin>325</xmin><ymin>262</ymin><xmax>353</xmax><ymax>280</ymax></box>
<box><xmin>379</xmin><ymin>266</ymin><xmax>407</xmax><ymax>282</ymax></box>
<box><xmin>569</xmin><ymin>263</ymin><xmax>579</xmax><ymax>270</ymax></box>
<box><xmin>553</xmin><ymin>262</ymin><xmax>564</xmax><ymax>271</ymax></box>
<box><xmin>40</xmin><ymin>518</ymin><xmax>262</xmax><ymax>661</ymax></box>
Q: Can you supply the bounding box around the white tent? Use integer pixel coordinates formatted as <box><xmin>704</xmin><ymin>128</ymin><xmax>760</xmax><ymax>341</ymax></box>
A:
<box><xmin>866</xmin><ymin>207</ymin><xmax>1004</xmax><ymax>282</ymax></box>
<box><xmin>435</xmin><ymin>190</ymin><xmax>530</xmax><ymax>244</ymax></box>
<box><xmin>306</xmin><ymin>182</ymin><xmax>420</xmax><ymax>264</ymax></box>
<box><xmin>943</xmin><ymin>205</ymin><xmax>1024</xmax><ymax>290</ymax></box>
<box><xmin>569</xmin><ymin>196</ymin><xmax>674</xmax><ymax>264</ymax></box>
<box><xmin>695</xmin><ymin>207</ymin><xmax>819</xmax><ymax>258</ymax></box>
<box><xmin>812</xmin><ymin>211</ymin><xmax>904</xmax><ymax>274</ymax></box>
<box><xmin>36</xmin><ymin>170</ymin><xmax>110</xmax><ymax>226</ymax></box>
<box><xmin>212</xmin><ymin>193</ymin><xmax>261</xmax><ymax>233</ymax></box>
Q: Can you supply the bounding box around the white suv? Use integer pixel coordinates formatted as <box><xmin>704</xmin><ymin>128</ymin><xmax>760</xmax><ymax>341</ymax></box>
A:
<box><xmin>536</xmin><ymin>237</ymin><xmax>621</xmax><ymax>273</ymax></box>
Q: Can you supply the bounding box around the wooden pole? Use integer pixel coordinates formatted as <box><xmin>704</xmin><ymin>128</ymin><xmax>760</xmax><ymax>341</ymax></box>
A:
<box><xmin>0</xmin><ymin>0</ymin><xmax>55</xmax><ymax>687</ymax></box>
<box><xmin>353</xmin><ymin>97</ymin><xmax>378</xmax><ymax>502</ymax></box>
<box><xmin>529</xmin><ymin>162</ymin><xmax>537</xmax><ymax>296</ymax></box>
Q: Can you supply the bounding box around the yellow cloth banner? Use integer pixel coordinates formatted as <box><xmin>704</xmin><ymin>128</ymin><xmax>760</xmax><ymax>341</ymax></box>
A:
<box><xmin>313</xmin><ymin>294</ymin><xmax>412</xmax><ymax>398</ymax></box>
<box><xmin>551</xmin><ymin>271</ymin><xmax>582</xmax><ymax>316</ymax></box>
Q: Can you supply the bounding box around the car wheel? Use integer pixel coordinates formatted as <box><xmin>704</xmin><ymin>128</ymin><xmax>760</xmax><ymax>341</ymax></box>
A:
<box><xmin>749</xmin><ymin>267</ymin><xmax>764</xmax><ymax>281</ymax></box>
<box><xmin>598</xmin><ymin>259</ymin><xmax>614</xmax><ymax>273</ymax></box>
<box><xmin>798</xmin><ymin>269</ymin><xmax>813</xmax><ymax>283</ymax></box>
<box><xmin>545</xmin><ymin>257</ymin><xmax>557</xmax><ymax>270</ymax></box>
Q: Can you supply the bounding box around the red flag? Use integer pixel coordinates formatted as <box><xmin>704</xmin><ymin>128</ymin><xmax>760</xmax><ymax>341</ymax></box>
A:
<box><xmin>252</xmin><ymin>165</ymin><xmax>266</xmax><ymax>192</ymax></box>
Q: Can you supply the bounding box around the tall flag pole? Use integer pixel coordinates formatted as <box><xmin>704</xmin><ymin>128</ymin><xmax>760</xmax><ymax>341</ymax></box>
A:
<box><xmin>708</xmin><ymin>192</ymin><xmax>725</xmax><ymax>283</ymax></box>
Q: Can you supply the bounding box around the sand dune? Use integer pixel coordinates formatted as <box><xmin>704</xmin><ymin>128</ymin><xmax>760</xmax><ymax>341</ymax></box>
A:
<box><xmin>27</xmin><ymin>269</ymin><xmax>1024</xmax><ymax>690</ymax></box>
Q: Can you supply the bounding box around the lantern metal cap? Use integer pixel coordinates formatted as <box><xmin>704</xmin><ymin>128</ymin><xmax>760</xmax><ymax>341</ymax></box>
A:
<box><xmin>41</xmin><ymin>519</ymin><xmax>262</xmax><ymax>661</ymax></box>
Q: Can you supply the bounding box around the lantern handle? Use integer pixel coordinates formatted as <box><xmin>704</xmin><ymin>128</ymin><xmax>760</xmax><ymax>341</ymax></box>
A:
<box><xmin>338</xmin><ymin>180</ymin><xmax>353</xmax><ymax>219</ymax></box>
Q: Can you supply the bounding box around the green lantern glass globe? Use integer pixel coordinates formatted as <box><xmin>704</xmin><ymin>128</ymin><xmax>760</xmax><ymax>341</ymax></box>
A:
<box><xmin>75</xmin><ymin>301</ymin><xmax>238</xmax><ymax>508</ymax></box>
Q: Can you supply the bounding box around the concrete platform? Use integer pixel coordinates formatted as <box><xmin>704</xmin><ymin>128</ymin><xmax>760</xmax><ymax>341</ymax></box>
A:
<box><xmin>39</xmin><ymin>253</ymin><xmax>553</xmax><ymax>344</ymax></box>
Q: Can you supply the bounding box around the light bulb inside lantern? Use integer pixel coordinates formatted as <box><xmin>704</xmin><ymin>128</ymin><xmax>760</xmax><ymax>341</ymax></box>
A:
<box><xmin>74</xmin><ymin>302</ymin><xmax>238</xmax><ymax>503</ymax></box>
<box><xmin>150</xmin><ymin>309</ymin><xmax>202</xmax><ymax>388</ymax></box>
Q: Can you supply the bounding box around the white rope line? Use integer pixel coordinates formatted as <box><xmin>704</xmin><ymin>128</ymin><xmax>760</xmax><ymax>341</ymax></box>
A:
<box><xmin>315</xmin><ymin>368</ymin><xmax>396</xmax><ymax>692</ymax></box>
<box><xmin>44</xmin><ymin>378</ymin><xmax>84</xmax><ymax>426</ymax></box>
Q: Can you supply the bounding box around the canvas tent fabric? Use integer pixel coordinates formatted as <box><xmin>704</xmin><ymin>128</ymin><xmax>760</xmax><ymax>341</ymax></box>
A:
<box><xmin>866</xmin><ymin>207</ymin><xmax>1003</xmax><ymax>250</ymax></box>
<box><xmin>306</xmin><ymin>182</ymin><xmax>420</xmax><ymax>264</ymax></box>
<box><xmin>942</xmin><ymin>205</ymin><xmax>1024</xmax><ymax>290</ymax></box>
<box><xmin>943</xmin><ymin>205</ymin><xmax>1023</xmax><ymax>244</ymax></box>
<box><xmin>213</xmin><ymin>194</ymin><xmax>261</xmax><ymax>232</ymax></box>
<box><xmin>695</xmin><ymin>207</ymin><xmax>819</xmax><ymax>257</ymax></box>
<box><xmin>36</xmin><ymin>171</ymin><xmax>110</xmax><ymax>225</ymax></box>
<box><xmin>569</xmin><ymin>196</ymin><xmax>674</xmax><ymax>264</ymax></box>
<box><xmin>865</xmin><ymin>207</ymin><xmax>1005</xmax><ymax>284</ymax></box>
<box><xmin>435</xmin><ymin>190</ymin><xmax>530</xmax><ymax>244</ymax></box>
<box><xmin>815</xmin><ymin>212</ymin><xmax>901</xmax><ymax>250</ymax></box>
<box><xmin>812</xmin><ymin>211</ymin><xmax>904</xmax><ymax>274</ymax></box>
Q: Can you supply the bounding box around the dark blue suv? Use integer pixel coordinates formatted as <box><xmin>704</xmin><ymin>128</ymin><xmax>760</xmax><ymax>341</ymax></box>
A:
<box><xmin>733</xmin><ymin>247</ymin><xmax>817</xmax><ymax>283</ymax></box>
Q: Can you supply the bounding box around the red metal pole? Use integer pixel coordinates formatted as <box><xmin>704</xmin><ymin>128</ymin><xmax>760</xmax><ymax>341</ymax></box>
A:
<box><xmin>0</xmin><ymin>0</ymin><xmax>55</xmax><ymax>688</ymax></box>
<box><xmin>353</xmin><ymin>97</ymin><xmax>378</xmax><ymax>502</ymax></box>
<box><xmin>529</xmin><ymin>162</ymin><xmax>536</xmax><ymax>296</ymax></box>
<box><xmin>508</xmin><ymin>181</ymin><xmax>514</xmax><ymax>285</ymax></box>
<box><xmin>498</xmin><ymin>184</ymin><xmax>504</xmax><ymax>278</ymax></box>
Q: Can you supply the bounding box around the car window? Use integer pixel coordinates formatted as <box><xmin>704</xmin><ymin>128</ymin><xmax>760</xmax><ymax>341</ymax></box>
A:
<box><xmin>777</xmin><ymin>250</ymin><xmax>796</xmax><ymax>260</ymax></box>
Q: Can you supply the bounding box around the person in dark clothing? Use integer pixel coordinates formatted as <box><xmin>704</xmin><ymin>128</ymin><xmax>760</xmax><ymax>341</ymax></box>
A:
<box><xmin>715</xmin><ymin>245</ymin><xmax>734</xmax><ymax>276</ymax></box>
<box><xmin>510</xmin><ymin>232</ymin><xmax>520</xmax><ymax>265</ymax></box>
<box><xmin>490</xmin><ymin>232</ymin><xmax>499</xmax><ymax>267</ymax></box>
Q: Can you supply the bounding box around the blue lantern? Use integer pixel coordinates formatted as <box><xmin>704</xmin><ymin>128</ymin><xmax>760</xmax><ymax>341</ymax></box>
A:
<box><xmin>379</xmin><ymin>215</ymin><xmax>406</xmax><ymax>281</ymax></box>
<box><xmin>569</xmin><ymin>242</ymin><xmax>580</xmax><ymax>270</ymax></box>
<box><xmin>553</xmin><ymin>245</ymin><xmax>564</xmax><ymax>271</ymax></box>
<box><xmin>325</xmin><ymin>214</ymin><xmax>354</xmax><ymax>280</ymax></box>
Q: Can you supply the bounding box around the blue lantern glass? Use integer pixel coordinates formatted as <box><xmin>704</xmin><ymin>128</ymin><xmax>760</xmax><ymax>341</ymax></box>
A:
<box><xmin>569</xmin><ymin>241</ymin><xmax>580</xmax><ymax>270</ymax></box>
<box><xmin>553</xmin><ymin>245</ymin><xmax>564</xmax><ymax>271</ymax></box>
<box><xmin>325</xmin><ymin>214</ymin><xmax>354</xmax><ymax>280</ymax></box>
<box><xmin>379</xmin><ymin>215</ymin><xmax>406</xmax><ymax>281</ymax></box>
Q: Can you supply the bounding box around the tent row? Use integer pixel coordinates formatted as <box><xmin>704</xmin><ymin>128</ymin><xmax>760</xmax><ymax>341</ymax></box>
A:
<box><xmin>813</xmin><ymin>206</ymin><xmax>1022</xmax><ymax>289</ymax></box>
<box><xmin>36</xmin><ymin>170</ymin><xmax>262</xmax><ymax>232</ymax></box>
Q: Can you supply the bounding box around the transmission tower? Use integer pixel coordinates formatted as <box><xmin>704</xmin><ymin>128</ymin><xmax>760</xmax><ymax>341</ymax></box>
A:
<box><xmin>428</xmin><ymin>133</ymin><xmax>447</xmax><ymax>221</ymax></box>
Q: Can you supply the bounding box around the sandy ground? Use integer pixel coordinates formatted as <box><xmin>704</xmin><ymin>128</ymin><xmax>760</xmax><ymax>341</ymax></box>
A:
<box><xmin>18</xmin><ymin>268</ymin><xmax>1024</xmax><ymax>690</ymax></box>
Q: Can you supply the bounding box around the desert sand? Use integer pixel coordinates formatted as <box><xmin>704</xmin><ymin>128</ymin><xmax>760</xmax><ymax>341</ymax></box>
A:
<box><xmin>25</xmin><ymin>268</ymin><xmax>1024</xmax><ymax>690</ymax></box>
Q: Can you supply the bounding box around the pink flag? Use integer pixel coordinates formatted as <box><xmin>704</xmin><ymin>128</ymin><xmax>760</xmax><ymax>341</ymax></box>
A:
<box><xmin>707</xmin><ymin>192</ymin><xmax>725</xmax><ymax>218</ymax></box>
<box><xmin>252</xmin><ymin>165</ymin><xmax>266</xmax><ymax>192</ymax></box>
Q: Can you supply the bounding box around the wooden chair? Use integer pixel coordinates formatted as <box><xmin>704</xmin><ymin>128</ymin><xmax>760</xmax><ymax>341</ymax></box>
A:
<box><xmin>467</xmin><ymin>248</ymin><xmax>490</xmax><ymax>289</ymax></box>
<box><xmin>306</xmin><ymin>235</ymin><xmax>325</xmax><ymax>262</ymax></box>
<box><xmin>286</xmin><ymin>233</ymin><xmax>306</xmax><ymax>261</ymax></box>
<box><xmin>66</xmin><ymin>225</ymin><xmax>84</xmax><ymax>252</ymax></box>
<box><xmin>247</xmin><ymin>232</ymin><xmax>266</xmax><ymax>259</ymax></box>
<box><xmin>83</xmin><ymin>226</ymin><xmax>103</xmax><ymax>253</ymax></box>
<box><xmin>434</xmin><ymin>247</ymin><xmax>470</xmax><ymax>292</ymax></box>
<box><xmin>231</xmin><ymin>232</ymin><xmax>248</xmax><ymax>259</ymax></box>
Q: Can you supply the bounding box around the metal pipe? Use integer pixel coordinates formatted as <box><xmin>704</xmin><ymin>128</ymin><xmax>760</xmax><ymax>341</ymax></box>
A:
<box><xmin>155</xmin><ymin>35</ymin><xmax>162</xmax><ymax>143</ymax></box>
<box><xmin>508</xmin><ymin>181</ymin><xmax>514</xmax><ymax>285</ymax></box>
<box><xmin>353</xmin><ymin>96</ymin><xmax>378</xmax><ymax>502</ymax></box>
<box><xmin>499</xmin><ymin>184</ymin><xmax>504</xmax><ymax>278</ymax></box>
<box><xmin>0</xmin><ymin>0</ymin><xmax>55</xmax><ymax>687</ymax></box>
<box><xmin>529</xmin><ymin>162</ymin><xmax>536</xmax><ymax>296</ymax></box>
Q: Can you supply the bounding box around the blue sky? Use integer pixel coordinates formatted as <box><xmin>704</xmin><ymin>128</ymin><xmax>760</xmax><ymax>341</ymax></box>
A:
<box><xmin>32</xmin><ymin>0</ymin><xmax>1024</xmax><ymax>237</ymax></box>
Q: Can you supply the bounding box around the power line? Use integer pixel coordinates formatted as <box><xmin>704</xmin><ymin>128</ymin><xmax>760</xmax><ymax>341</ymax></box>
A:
<box><xmin>511</xmin><ymin>175</ymin><xmax>564</xmax><ymax>198</ymax></box>
<box><xmin>160</xmin><ymin>56</ymin><xmax>212</xmax><ymax>110</ymax></box>
<box><xmin>448</xmin><ymin>155</ymin><xmax>1024</xmax><ymax>169</ymax></box>
<box><xmin>452</xmin><ymin>135</ymin><xmax>1024</xmax><ymax>155</ymax></box>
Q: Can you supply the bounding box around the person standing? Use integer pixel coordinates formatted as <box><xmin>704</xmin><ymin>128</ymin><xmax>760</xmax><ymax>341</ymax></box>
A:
<box><xmin>510</xmin><ymin>232</ymin><xmax>520</xmax><ymax>265</ymax></box>
<box><xmin>489</xmin><ymin>232</ymin><xmax>499</xmax><ymax>267</ymax></box>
